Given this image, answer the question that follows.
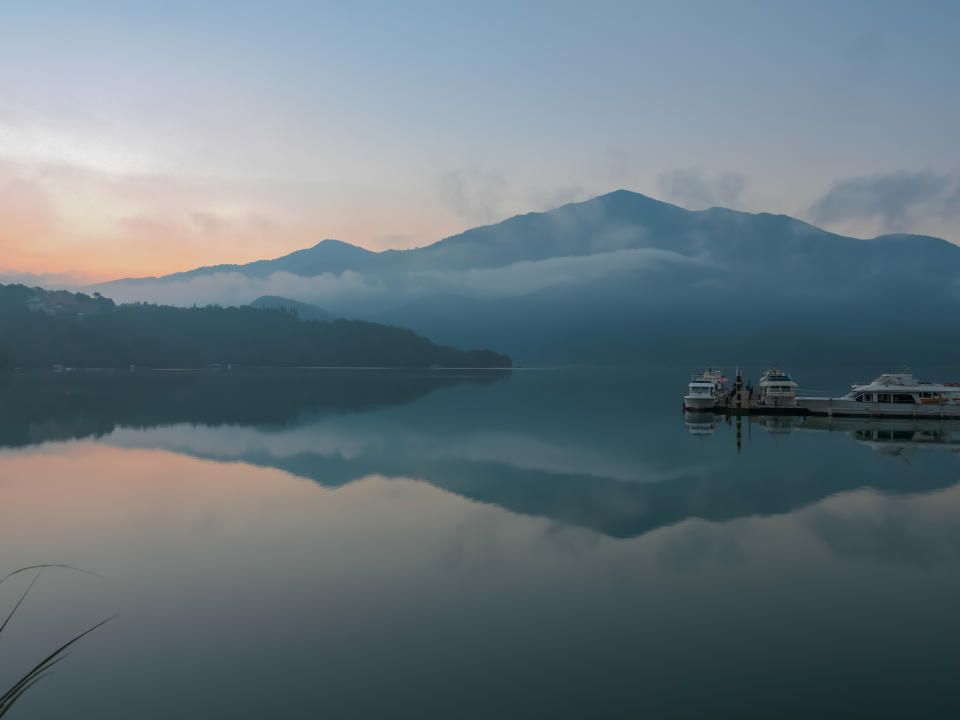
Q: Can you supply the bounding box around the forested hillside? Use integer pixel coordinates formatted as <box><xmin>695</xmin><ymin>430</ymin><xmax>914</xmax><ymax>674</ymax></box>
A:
<box><xmin>0</xmin><ymin>284</ymin><xmax>511</xmax><ymax>369</ymax></box>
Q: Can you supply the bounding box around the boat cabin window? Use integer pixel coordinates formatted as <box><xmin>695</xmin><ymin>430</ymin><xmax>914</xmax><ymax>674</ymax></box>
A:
<box><xmin>855</xmin><ymin>393</ymin><xmax>873</xmax><ymax>402</ymax></box>
<box><xmin>893</xmin><ymin>394</ymin><xmax>915</xmax><ymax>404</ymax></box>
<box><xmin>876</xmin><ymin>393</ymin><xmax>892</xmax><ymax>403</ymax></box>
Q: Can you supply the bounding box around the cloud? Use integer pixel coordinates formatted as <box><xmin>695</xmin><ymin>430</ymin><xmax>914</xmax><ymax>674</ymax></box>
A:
<box><xmin>91</xmin><ymin>247</ymin><xmax>714</xmax><ymax>310</ymax></box>
<box><xmin>92</xmin><ymin>270</ymin><xmax>387</xmax><ymax>309</ymax></box>
<box><xmin>809</xmin><ymin>170</ymin><xmax>959</xmax><ymax>232</ymax></box>
<box><xmin>0</xmin><ymin>156</ymin><xmax>306</xmax><ymax>278</ymax></box>
<box><xmin>438</xmin><ymin>168</ymin><xmax>593</xmax><ymax>224</ymax></box>
<box><xmin>0</xmin><ymin>162</ymin><xmax>58</xmax><ymax>247</ymax></box>
<box><xmin>942</xmin><ymin>181</ymin><xmax>960</xmax><ymax>220</ymax></box>
<box><xmin>0</xmin><ymin>270</ymin><xmax>91</xmax><ymax>289</ymax></box>
<box><xmin>412</xmin><ymin>247</ymin><xmax>712</xmax><ymax>298</ymax></box>
<box><xmin>656</xmin><ymin>168</ymin><xmax>747</xmax><ymax>210</ymax></box>
<box><xmin>530</xmin><ymin>184</ymin><xmax>589</xmax><ymax>212</ymax></box>
<box><xmin>800</xmin><ymin>486</ymin><xmax>960</xmax><ymax>567</ymax></box>
<box><xmin>0</xmin><ymin>153</ymin><xmax>459</xmax><ymax>280</ymax></box>
<box><xmin>438</xmin><ymin>168</ymin><xmax>508</xmax><ymax>224</ymax></box>
<box><xmin>189</xmin><ymin>211</ymin><xmax>227</xmax><ymax>234</ymax></box>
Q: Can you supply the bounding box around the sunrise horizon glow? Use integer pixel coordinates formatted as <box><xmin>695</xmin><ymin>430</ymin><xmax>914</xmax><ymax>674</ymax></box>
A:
<box><xmin>2</xmin><ymin>0</ymin><xmax>958</xmax><ymax>283</ymax></box>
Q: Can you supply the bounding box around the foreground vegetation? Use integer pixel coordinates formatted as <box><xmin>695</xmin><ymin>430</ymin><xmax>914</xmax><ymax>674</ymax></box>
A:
<box><xmin>0</xmin><ymin>565</ymin><xmax>111</xmax><ymax>717</ymax></box>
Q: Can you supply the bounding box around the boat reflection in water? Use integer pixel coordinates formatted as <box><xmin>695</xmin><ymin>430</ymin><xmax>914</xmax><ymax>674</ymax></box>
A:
<box><xmin>683</xmin><ymin>409</ymin><xmax>720</xmax><ymax>436</ymax></box>
<box><xmin>754</xmin><ymin>414</ymin><xmax>803</xmax><ymax>434</ymax></box>
<box><xmin>801</xmin><ymin>416</ymin><xmax>960</xmax><ymax>457</ymax></box>
<box><xmin>685</xmin><ymin>409</ymin><xmax>960</xmax><ymax>457</ymax></box>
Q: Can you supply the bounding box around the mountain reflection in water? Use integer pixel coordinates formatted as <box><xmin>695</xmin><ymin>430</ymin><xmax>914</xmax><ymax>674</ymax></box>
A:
<box><xmin>1</xmin><ymin>367</ymin><xmax>960</xmax><ymax>719</ymax></box>
<box><xmin>2</xmin><ymin>368</ymin><xmax>958</xmax><ymax>539</ymax></box>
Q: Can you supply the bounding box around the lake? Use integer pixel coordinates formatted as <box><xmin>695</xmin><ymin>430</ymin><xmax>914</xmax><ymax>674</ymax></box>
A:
<box><xmin>1</xmin><ymin>366</ymin><xmax>959</xmax><ymax>718</ymax></box>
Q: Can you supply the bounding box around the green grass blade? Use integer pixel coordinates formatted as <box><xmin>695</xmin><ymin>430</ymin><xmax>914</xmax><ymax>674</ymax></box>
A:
<box><xmin>0</xmin><ymin>570</ymin><xmax>43</xmax><ymax>639</ymax></box>
<box><xmin>0</xmin><ymin>566</ymin><xmax>99</xmax><ymax>588</ymax></box>
<box><xmin>0</xmin><ymin>672</ymin><xmax>52</xmax><ymax>718</ymax></box>
<box><xmin>0</xmin><ymin>616</ymin><xmax>114</xmax><ymax>708</ymax></box>
<box><xmin>0</xmin><ymin>565</ymin><xmax>109</xmax><ymax>716</ymax></box>
<box><xmin>0</xmin><ymin>655</ymin><xmax>68</xmax><ymax>710</ymax></box>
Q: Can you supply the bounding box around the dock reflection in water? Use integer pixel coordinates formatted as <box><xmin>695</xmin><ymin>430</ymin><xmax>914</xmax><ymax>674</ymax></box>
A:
<box><xmin>1</xmin><ymin>367</ymin><xmax>959</xmax><ymax>719</ymax></box>
<box><xmin>804</xmin><ymin>416</ymin><xmax>960</xmax><ymax>456</ymax></box>
<box><xmin>686</xmin><ymin>406</ymin><xmax>960</xmax><ymax>455</ymax></box>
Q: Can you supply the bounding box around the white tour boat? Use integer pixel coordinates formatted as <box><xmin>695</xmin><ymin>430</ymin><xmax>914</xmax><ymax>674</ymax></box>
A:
<box><xmin>757</xmin><ymin>366</ymin><xmax>798</xmax><ymax>408</ymax></box>
<box><xmin>797</xmin><ymin>370</ymin><xmax>960</xmax><ymax>418</ymax></box>
<box><xmin>683</xmin><ymin>369</ymin><xmax>727</xmax><ymax>410</ymax></box>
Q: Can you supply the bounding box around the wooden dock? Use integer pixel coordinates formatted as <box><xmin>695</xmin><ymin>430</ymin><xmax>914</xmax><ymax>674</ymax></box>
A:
<box><xmin>716</xmin><ymin>403</ymin><xmax>808</xmax><ymax>416</ymax></box>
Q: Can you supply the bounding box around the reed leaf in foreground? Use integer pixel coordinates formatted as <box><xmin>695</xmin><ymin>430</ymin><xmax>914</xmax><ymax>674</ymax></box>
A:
<box><xmin>0</xmin><ymin>566</ymin><xmax>112</xmax><ymax>717</ymax></box>
<box><xmin>0</xmin><ymin>572</ymin><xmax>43</xmax><ymax>639</ymax></box>
<box><xmin>0</xmin><ymin>566</ymin><xmax>99</xmax><ymax>588</ymax></box>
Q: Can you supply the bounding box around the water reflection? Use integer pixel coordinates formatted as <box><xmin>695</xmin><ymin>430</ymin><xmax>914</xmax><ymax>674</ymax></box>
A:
<box><xmin>0</xmin><ymin>369</ymin><xmax>507</xmax><ymax>448</ymax></box>
<box><xmin>689</xmin><ymin>410</ymin><xmax>960</xmax><ymax>453</ymax></box>
<box><xmin>2</xmin><ymin>370</ymin><xmax>958</xmax><ymax>541</ymax></box>
<box><xmin>683</xmin><ymin>410</ymin><xmax>719</xmax><ymax>436</ymax></box>
<box><xmin>802</xmin><ymin>416</ymin><xmax>960</xmax><ymax>455</ymax></box>
<box><xmin>755</xmin><ymin>414</ymin><xmax>804</xmax><ymax>434</ymax></box>
<box><xmin>1</xmin><ymin>369</ymin><xmax>959</xmax><ymax>718</ymax></box>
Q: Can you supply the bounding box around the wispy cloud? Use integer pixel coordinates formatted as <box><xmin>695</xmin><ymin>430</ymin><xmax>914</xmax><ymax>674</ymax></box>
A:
<box><xmin>529</xmin><ymin>184</ymin><xmax>589</xmax><ymax>212</ymax></box>
<box><xmin>809</xmin><ymin>170</ymin><xmax>960</xmax><ymax>233</ymax></box>
<box><xmin>0</xmin><ymin>269</ymin><xmax>90</xmax><ymax>289</ymax></box>
<box><xmin>412</xmin><ymin>247</ymin><xmax>711</xmax><ymax>298</ymax></box>
<box><xmin>438</xmin><ymin>168</ymin><xmax>595</xmax><ymax>225</ymax></box>
<box><xmin>656</xmin><ymin>168</ymin><xmax>747</xmax><ymax>210</ymax></box>
<box><xmin>438</xmin><ymin>168</ymin><xmax>508</xmax><ymax>224</ymax></box>
<box><xmin>91</xmin><ymin>247</ymin><xmax>713</xmax><ymax>310</ymax></box>
<box><xmin>91</xmin><ymin>270</ymin><xmax>387</xmax><ymax>309</ymax></box>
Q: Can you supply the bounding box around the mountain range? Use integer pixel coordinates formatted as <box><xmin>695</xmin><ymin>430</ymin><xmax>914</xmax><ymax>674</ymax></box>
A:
<box><xmin>89</xmin><ymin>190</ymin><xmax>960</xmax><ymax>365</ymax></box>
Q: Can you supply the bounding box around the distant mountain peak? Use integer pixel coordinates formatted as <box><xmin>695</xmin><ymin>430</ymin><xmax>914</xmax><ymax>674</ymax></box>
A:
<box><xmin>306</xmin><ymin>238</ymin><xmax>370</xmax><ymax>251</ymax></box>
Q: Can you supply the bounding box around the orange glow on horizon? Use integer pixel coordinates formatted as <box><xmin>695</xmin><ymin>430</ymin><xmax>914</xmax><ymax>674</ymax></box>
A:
<box><xmin>0</xmin><ymin>171</ymin><xmax>467</xmax><ymax>283</ymax></box>
<box><xmin>0</xmin><ymin>220</ymin><xmax>468</xmax><ymax>284</ymax></box>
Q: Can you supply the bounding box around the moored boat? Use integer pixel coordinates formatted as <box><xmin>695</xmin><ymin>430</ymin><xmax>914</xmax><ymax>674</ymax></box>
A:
<box><xmin>683</xmin><ymin>368</ymin><xmax>727</xmax><ymax>410</ymax></box>
<box><xmin>757</xmin><ymin>366</ymin><xmax>798</xmax><ymax>407</ymax></box>
<box><xmin>797</xmin><ymin>370</ymin><xmax>960</xmax><ymax>418</ymax></box>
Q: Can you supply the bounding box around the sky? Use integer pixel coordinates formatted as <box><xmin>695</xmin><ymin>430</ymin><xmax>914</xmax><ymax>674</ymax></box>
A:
<box><xmin>1</xmin><ymin>0</ymin><xmax>958</xmax><ymax>283</ymax></box>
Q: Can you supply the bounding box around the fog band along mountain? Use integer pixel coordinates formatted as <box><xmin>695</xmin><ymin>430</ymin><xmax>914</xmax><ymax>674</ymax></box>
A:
<box><xmin>85</xmin><ymin>190</ymin><xmax>960</xmax><ymax>366</ymax></box>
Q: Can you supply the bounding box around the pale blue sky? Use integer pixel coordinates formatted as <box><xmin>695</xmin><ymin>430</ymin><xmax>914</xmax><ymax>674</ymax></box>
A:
<box><xmin>0</xmin><ymin>0</ymin><xmax>957</xmax><ymax>278</ymax></box>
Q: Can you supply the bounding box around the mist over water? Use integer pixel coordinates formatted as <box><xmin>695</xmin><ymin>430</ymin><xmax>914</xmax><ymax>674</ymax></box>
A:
<box><xmin>1</xmin><ymin>367</ymin><xmax>959</xmax><ymax>718</ymax></box>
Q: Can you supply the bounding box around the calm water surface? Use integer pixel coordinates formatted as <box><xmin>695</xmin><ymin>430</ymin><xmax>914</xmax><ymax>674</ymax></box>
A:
<box><xmin>1</xmin><ymin>367</ymin><xmax>959</xmax><ymax>718</ymax></box>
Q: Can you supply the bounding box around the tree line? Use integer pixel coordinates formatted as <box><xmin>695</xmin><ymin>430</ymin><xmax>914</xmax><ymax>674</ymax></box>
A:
<box><xmin>0</xmin><ymin>284</ymin><xmax>511</xmax><ymax>369</ymax></box>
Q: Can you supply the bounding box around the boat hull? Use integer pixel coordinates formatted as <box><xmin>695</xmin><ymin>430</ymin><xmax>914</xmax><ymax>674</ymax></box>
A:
<box><xmin>797</xmin><ymin>397</ymin><xmax>960</xmax><ymax>418</ymax></box>
<box><xmin>757</xmin><ymin>396</ymin><xmax>798</xmax><ymax>408</ymax></box>
<box><xmin>683</xmin><ymin>395</ymin><xmax>717</xmax><ymax>410</ymax></box>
